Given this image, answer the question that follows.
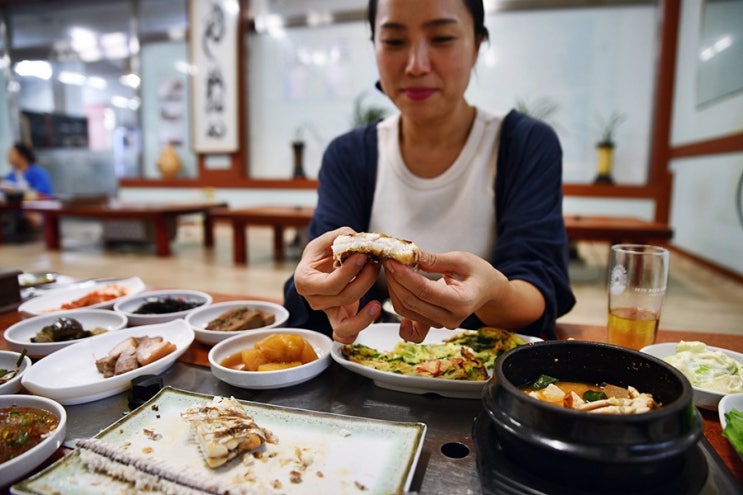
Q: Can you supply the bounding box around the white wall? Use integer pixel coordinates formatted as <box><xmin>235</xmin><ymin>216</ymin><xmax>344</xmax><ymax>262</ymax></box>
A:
<box><xmin>246</xmin><ymin>6</ymin><xmax>656</xmax><ymax>185</ymax></box>
<box><xmin>669</xmin><ymin>1</ymin><xmax>743</xmax><ymax>276</ymax></box>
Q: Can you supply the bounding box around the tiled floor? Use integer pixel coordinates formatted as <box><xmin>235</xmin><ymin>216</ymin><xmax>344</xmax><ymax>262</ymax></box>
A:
<box><xmin>3</xmin><ymin>219</ymin><xmax>743</xmax><ymax>336</ymax></box>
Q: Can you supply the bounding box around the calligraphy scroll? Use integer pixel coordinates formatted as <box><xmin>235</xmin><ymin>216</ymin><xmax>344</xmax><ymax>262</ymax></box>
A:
<box><xmin>190</xmin><ymin>0</ymin><xmax>239</xmax><ymax>153</ymax></box>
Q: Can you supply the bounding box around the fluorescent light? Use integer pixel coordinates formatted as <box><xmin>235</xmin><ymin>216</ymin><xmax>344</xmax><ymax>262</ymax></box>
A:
<box><xmin>14</xmin><ymin>60</ymin><xmax>52</xmax><ymax>80</ymax></box>
<box><xmin>111</xmin><ymin>95</ymin><xmax>130</xmax><ymax>108</ymax></box>
<box><xmin>58</xmin><ymin>70</ymin><xmax>86</xmax><ymax>85</ymax></box>
<box><xmin>119</xmin><ymin>73</ymin><xmax>141</xmax><ymax>89</ymax></box>
<box><xmin>699</xmin><ymin>34</ymin><xmax>734</xmax><ymax>62</ymax></box>
<box><xmin>70</xmin><ymin>27</ymin><xmax>97</xmax><ymax>52</ymax></box>
<box><xmin>101</xmin><ymin>32</ymin><xmax>129</xmax><ymax>60</ymax></box>
<box><xmin>87</xmin><ymin>76</ymin><xmax>108</xmax><ymax>89</ymax></box>
<box><xmin>174</xmin><ymin>60</ymin><xmax>195</xmax><ymax>75</ymax></box>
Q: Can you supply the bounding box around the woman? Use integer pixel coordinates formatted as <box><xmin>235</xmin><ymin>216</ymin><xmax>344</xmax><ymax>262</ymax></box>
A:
<box><xmin>284</xmin><ymin>0</ymin><xmax>575</xmax><ymax>343</ymax></box>
<box><xmin>2</xmin><ymin>142</ymin><xmax>53</xmax><ymax>197</ymax></box>
<box><xmin>2</xmin><ymin>142</ymin><xmax>52</xmax><ymax>234</ymax></box>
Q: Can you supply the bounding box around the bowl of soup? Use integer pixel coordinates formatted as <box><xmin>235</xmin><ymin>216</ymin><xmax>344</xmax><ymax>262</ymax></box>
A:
<box><xmin>0</xmin><ymin>395</ymin><xmax>67</xmax><ymax>485</ymax></box>
<box><xmin>481</xmin><ymin>340</ymin><xmax>702</xmax><ymax>492</ymax></box>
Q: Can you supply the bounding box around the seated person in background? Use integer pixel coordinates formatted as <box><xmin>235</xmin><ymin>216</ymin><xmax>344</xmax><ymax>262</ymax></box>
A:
<box><xmin>2</xmin><ymin>142</ymin><xmax>53</xmax><ymax>198</ymax></box>
<box><xmin>1</xmin><ymin>142</ymin><xmax>53</xmax><ymax>233</ymax></box>
<box><xmin>283</xmin><ymin>0</ymin><xmax>575</xmax><ymax>344</ymax></box>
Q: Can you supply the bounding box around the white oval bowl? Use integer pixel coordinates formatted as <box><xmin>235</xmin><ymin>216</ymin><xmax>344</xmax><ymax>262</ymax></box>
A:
<box><xmin>0</xmin><ymin>350</ymin><xmax>33</xmax><ymax>395</ymax></box>
<box><xmin>185</xmin><ymin>300</ymin><xmax>290</xmax><ymax>345</ymax></box>
<box><xmin>114</xmin><ymin>289</ymin><xmax>212</xmax><ymax>326</ymax></box>
<box><xmin>17</xmin><ymin>276</ymin><xmax>145</xmax><ymax>315</ymax></box>
<box><xmin>0</xmin><ymin>394</ymin><xmax>67</xmax><ymax>486</ymax></box>
<box><xmin>641</xmin><ymin>342</ymin><xmax>743</xmax><ymax>410</ymax></box>
<box><xmin>4</xmin><ymin>309</ymin><xmax>128</xmax><ymax>358</ymax></box>
<box><xmin>209</xmin><ymin>328</ymin><xmax>332</xmax><ymax>389</ymax></box>
<box><xmin>21</xmin><ymin>319</ymin><xmax>194</xmax><ymax>405</ymax></box>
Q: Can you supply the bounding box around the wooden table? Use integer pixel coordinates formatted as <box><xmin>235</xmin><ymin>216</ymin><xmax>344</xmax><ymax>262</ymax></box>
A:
<box><xmin>1</xmin><ymin>296</ymin><xmax>741</xmax><ymax>492</ymax></box>
<box><xmin>211</xmin><ymin>205</ymin><xmax>315</xmax><ymax>264</ymax></box>
<box><xmin>7</xmin><ymin>199</ymin><xmax>226</xmax><ymax>256</ymax></box>
<box><xmin>564</xmin><ymin>214</ymin><xmax>674</xmax><ymax>245</ymax></box>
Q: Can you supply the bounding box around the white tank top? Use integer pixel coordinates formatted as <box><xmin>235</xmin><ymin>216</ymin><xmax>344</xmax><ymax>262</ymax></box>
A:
<box><xmin>369</xmin><ymin>108</ymin><xmax>502</xmax><ymax>258</ymax></box>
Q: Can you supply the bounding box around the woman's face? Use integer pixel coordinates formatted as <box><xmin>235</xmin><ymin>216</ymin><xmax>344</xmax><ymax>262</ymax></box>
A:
<box><xmin>373</xmin><ymin>0</ymin><xmax>480</xmax><ymax>123</ymax></box>
<box><xmin>7</xmin><ymin>147</ymin><xmax>22</xmax><ymax>168</ymax></box>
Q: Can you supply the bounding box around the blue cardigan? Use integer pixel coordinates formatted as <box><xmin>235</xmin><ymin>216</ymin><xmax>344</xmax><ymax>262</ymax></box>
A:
<box><xmin>283</xmin><ymin>110</ymin><xmax>575</xmax><ymax>339</ymax></box>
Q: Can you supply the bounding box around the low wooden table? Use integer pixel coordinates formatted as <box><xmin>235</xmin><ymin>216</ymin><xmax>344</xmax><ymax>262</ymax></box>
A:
<box><xmin>0</xmin><ymin>296</ymin><xmax>742</xmax><ymax>491</ymax></box>
<box><xmin>564</xmin><ymin>214</ymin><xmax>673</xmax><ymax>245</ymax></box>
<box><xmin>211</xmin><ymin>205</ymin><xmax>315</xmax><ymax>264</ymax></box>
<box><xmin>13</xmin><ymin>199</ymin><xmax>226</xmax><ymax>257</ymax></box>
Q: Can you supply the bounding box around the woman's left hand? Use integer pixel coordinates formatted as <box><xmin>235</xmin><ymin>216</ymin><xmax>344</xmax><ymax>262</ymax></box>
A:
<box><xmin>383</xmin><ymin>250</ymin><xmax>507</xmax><ymax>342</ymax></box>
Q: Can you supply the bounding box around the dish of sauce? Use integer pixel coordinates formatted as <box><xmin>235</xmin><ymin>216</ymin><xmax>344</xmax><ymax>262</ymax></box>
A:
<box><xmin>0</xmin><ymin>405</ymin><xmax>59</xmax><ymax>464</ymax></box>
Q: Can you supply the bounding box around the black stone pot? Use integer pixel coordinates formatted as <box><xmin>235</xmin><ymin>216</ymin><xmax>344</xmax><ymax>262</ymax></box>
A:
<box><xmin>481</xmin><ymin>340</ymin><xmax>702</xmax><ymax>492</ymax></box>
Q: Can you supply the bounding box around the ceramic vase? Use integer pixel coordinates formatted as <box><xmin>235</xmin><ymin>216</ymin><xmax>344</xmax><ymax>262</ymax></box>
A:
<box><xmin>594</xmin><ymin>145</ymin><xmax>614</xmax><ymax>184</ymax></box>
<box><xmin>158</xmin><ymin>143</ymin><xmax>182</xmax><ymax>179</ymax></box>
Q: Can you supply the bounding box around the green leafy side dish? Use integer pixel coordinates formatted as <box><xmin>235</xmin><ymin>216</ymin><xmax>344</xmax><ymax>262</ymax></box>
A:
<box><xmin>722</xmin><ymin>408</ymin><xmax>743</xmax><ymax>457</ymax></box>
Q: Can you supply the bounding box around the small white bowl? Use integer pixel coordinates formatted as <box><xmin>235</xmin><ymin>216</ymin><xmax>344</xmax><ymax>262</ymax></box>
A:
<box><xmin>0</xmin><ymin>350</ymin><xmax>33</xmax><ymax>394</ymax></box>
<box><xmin>719</xmin><ymin>393</ymin><xmax>743</xmax><ymax>460</ymax></box>
<box><xmin>209</xmin><ymin>328</ymin><xmax>332</xmax><ymax>389</ymax></box>
<box><xmin>641</xmin><ymin>342</ymin><xmax>743</xmax><ymax>410</ymax></box>
<box><xmin>0</xmin><ymin>394</ymin><xmax>67</xmax><ymax>485</ymax></box>
<box><xmin>185</xmin><ymin>300</ymin><xmax>290</xmax><ymax>345</ymax></box>
<box><xmin>114</xmin><ymin>289</ymin><xmax>212</xmax><ymax>326</ymax></box>
<box><xmin>4</xmin><ymin>309</ymin><xmax>128</xmax><ymax>358</ymax></box>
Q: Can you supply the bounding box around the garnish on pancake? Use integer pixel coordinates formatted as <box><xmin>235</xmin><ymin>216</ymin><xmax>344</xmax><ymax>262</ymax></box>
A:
<box><xmin>341</xmin><ymin>327</ymin><xmax>526</xmax><ymax>381</ymax></box>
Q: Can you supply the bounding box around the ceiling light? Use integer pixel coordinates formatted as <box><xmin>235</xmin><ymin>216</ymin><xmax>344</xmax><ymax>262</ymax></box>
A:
<box><xmin>119</xmin><ymin>73</ymin><xmax>141</xmax><ymax>89</ymax></box>
<box><xmin>14</xmin><ymin>60</ymin><xmax>52</xmax><ymax>80</ymax></box>
<box><xmin>58</xmin><ymin>71</ymin><xmax>86</xmax><ymax>85</ymax></box>
<box><xmin>87</xmin><ymin>76</ymin><xmax>108</xmax><ymax>89</ymax></box>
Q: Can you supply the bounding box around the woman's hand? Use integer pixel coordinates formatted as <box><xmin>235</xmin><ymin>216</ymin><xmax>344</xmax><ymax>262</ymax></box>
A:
<box><xmin>384</xmin><ymin>250</ymin><xmax>544</xmax><ymax>342</ymax></box>
<box><xmin>293</xmin><ymin>227</ymin><xmax>382</xmax><ymax>343</ymax></box>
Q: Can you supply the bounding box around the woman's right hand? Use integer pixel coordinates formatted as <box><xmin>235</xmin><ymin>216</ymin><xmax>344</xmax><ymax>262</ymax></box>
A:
<box><xmin>293</xmin><ymin>227</ymin><xmax>382</xmax><ymax>343</ymax></box>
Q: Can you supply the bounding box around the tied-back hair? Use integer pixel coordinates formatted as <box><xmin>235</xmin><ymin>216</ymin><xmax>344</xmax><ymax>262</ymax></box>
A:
<box><xmin>13</xmin><ymin>142</ymin><xmax>36</xmax><ymax>164</ymax></box>
<box><xmin>366</xmin><ymin>0</ymin><xmax>490</xmax><ymax>43</ymax></box>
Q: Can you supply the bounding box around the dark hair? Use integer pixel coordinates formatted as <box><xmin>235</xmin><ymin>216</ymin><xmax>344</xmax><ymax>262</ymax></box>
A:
<box><xmin>12</xmin><ymin>142</ymin><xmax>36</xmax><ymax>164</ymax></box>
<box><xmin>367</xmin><ymin>0</ymin><xmax>489</xmax><ymax>43</ymax></box>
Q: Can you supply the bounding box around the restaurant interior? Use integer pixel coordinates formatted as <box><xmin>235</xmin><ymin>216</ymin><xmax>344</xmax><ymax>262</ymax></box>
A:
<box><xmin>1</xmin><ymin>0</ymin><xmax>742</xmax><ymax>493</ymax></box>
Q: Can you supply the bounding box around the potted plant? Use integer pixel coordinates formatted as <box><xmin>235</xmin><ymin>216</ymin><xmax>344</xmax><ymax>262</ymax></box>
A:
<box><xmin>594</xmin><ymin>111</ymin><xmax>627</xmax><ymax>184</ymax></box>
<box><xmin>351</xmin><ymin>92</ymin><xmax>388</xmax><ymax>128</ymax></box>
<box><xmin>514</xmin><ymin>96</ymin><xmax>561</xmax><ymax>131</ymax></box>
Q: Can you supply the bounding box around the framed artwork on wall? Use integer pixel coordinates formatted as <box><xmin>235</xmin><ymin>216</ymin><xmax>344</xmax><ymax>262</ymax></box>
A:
<box><xmin>189</xmin><ymin>0</ymin><xmax>240</xmax><ymax>153</ymax></box>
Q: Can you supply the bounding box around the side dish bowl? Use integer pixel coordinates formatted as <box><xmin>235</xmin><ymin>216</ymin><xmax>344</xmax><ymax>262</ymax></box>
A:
<box><xmin>114</xmin><ymin>289</ymin><xmax>212</xmax><ymax>325</ymax></box>
<box><xmin>641</xmin><ymin>342</ymin><xmax>743</xmax><ymax>410</ymax></box>
<box><xmin>185</xmin><ymin>300</ymin><xmax>289</xmax><ymax>345</ymax></box>
<box><xmin>4</xmin><ymin>309</ymin><xmax>128</xmax><ymax>358</ymax></box>
<box><xmin>482</xmin><ymin>340</ymin><xmax>702</xmax><ymax>491</ymax></box>
<box><xmin>209</xmin><ymin>328</ymin><xmax>332</xmax><ymax>389</ymax></box>
<box><xmin>718</xmin><ymin>393</ymin><xmax>743</xmax><ymax>460</ymax></box>
<box><xmin>0</xmin><ymin>350</ymin><xmax>33</xmax><ymax>395</ymax></box>
<box><xmin>0</xmin><ymin>394</ymin><xmax>67</xmax><ymax>485</ymax></box>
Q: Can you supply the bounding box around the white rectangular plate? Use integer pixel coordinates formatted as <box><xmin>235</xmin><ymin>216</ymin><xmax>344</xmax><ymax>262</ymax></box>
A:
<box><xmin>11</xmin><ymin>387</ymin><xmax>426</xmax><ymax>495</ymax></box>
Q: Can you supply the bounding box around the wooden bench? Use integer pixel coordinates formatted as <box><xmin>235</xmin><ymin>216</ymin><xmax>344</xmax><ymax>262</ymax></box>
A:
<box><xmin>212</xmin><ymin>209</ymin><xmax>673</xmax><ymax>265</ymax></box>
<box><xmin>564</xmin><ymin>215</ymin><xmax>673</xmax><ymax>245</ymax></box>
<box><xmin>5</xmin><ymin>199</ymin><xmax>226</xmax><ymax>256</ymax></box>
<box><xmin>211</xmin><ymin>205</ymin><xmax>315</xmax><ymax>264</ymax></box>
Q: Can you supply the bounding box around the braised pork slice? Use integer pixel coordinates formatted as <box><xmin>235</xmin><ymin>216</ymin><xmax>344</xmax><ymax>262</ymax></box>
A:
<box><xmin>136</xmin><ymin>336</ymin><xmax>176</xmax><ymax>366</ymax></box>
<box><xmin>95</xmin><ymin>335</ymin><xmax>176</xmax><ymax>378</ymax></box>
